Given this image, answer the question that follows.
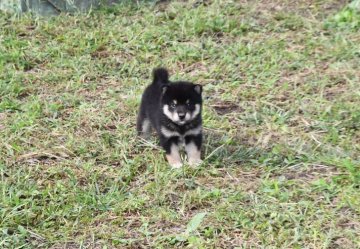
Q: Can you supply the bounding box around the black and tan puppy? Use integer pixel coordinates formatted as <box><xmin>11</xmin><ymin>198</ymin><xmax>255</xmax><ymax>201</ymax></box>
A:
<box><xmin>137</xmin><ymin>68</ymin><xmax>203</xmax><ymax>168</ymax></box>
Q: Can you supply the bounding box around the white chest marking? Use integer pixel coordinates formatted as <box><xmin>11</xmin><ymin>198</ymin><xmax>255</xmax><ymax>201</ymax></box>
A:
<box><xmin>184</xmin><ymin>126</ymin><xmax>202</xmax><ymax>136</ymax></box>
<box><xmin>161</xmin><ymin>126</ymin><xmax>181</xmax><ymax>138</ymax></box>
<box><xmin>160</xmin><ymin>125</ymin><xmax>202</xmax><ymax>138</ymax></box>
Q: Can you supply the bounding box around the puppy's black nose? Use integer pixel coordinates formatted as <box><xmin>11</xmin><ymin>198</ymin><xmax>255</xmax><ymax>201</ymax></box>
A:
<box><xmin>178</xmin><ymin>113</ymin><xmax>186</xmax><ymax>120</ymax></box>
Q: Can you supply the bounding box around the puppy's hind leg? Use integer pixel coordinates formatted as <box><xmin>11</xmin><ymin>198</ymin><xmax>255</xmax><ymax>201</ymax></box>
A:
<box><xmin>136</xmin><ymin>110</ymin><xmax>151</xmax><ymax>138</ymax></box>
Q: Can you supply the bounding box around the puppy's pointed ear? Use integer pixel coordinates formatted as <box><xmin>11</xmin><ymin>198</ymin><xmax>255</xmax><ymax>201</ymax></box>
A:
<box><xmin>161</xmin><ymin>85</ymin><xmax>168</xmax><ymax>95</ymax></box>
<box><xmin>194</xmin><ymin>84</ymin><xmax>202</xmax><ymax>94</ymax></box>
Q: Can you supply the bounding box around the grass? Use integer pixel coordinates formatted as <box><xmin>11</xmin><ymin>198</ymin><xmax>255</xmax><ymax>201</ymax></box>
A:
<box><xmin>0</xmin><ymin>0</ymin><xmax>360</xmax><ymax>248</ymax></box>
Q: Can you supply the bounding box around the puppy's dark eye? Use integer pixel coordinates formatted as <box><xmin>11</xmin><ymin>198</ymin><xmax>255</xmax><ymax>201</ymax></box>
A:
<box><xmin>170</xmin><ymin>103</ymin><xmax>176</xmax><ymax>108</ymax></box>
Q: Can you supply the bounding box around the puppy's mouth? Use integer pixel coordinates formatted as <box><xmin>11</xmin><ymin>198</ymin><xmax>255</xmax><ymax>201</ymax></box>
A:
<box><xmin>175</xmin><ymin>120</ymin><xmax>187</xmax><ymax>125</ymax></box>
<box><xmin>169</xmin><ymin>114</ymin><xmax>192</xmax><ymax>126</ymax></box>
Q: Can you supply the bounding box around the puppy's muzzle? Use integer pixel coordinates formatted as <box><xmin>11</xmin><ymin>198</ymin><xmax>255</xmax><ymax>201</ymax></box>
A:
<box><xmin>178</xmin><ymin>112</ymin><xmax>186</xmax><ymax>120</ymax></box>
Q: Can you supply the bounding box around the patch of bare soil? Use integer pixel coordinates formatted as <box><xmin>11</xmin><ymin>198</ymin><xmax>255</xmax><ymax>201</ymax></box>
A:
<box><xmin>281</xmin><ymin>163</ymin><xmax>341</xmax><ymax>181</ymax></box>
<box><xmin>323</xmin><ymin>80</ymin><xmax>348</xmax><ymax>101</ymax></box>
<box><xmin>211</xmin><ymin>101</ymin><xmax>243</xmax><ymax>115</ymax></box>
<box><xmin>330</xmin><ymin>237</ymin><xmax>356</xmax><ymax>249</ymax></box>
<box><xmin>256</xmin><ymin>0</ymin><xmax>348</xmax><ymax>18</ymax></box>
<box><xmin>50</xmin><ymin>241</ymin><xmax>111</xmax><ymax>249</ymax></box>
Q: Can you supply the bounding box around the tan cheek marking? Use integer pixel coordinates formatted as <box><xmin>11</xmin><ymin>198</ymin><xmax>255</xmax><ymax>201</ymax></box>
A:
<box><xmin>163</xmin><ymin>104</ymin><xmax>180</xmax><ymax>122</ymax></box>
<box><xmin>191</xmin><ymin>104</ymin><xmax>201</xmax><ymax>119</ymax></box>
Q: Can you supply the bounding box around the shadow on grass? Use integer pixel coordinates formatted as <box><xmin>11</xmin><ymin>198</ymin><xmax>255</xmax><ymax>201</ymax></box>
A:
<box><xmin>203</xmin><ymin>128</ymin><xmax>314</xmax><ymax>169</ymax></box>
<box><xmin>203</xmin><ymin>129</ymin><xmax>263</xmax><ymax>167</ymax></box>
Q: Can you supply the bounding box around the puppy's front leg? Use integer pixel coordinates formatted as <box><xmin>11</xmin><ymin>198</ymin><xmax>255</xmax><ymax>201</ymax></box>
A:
<box><xmin>161</xmin><ymin>136</ymin><xmax>182</xmax><ymax>168</ymax></box>
<box><xmin>185</xmin><ymin>135</ymin><xmax>202</xmax><ymax>166</ymax></box>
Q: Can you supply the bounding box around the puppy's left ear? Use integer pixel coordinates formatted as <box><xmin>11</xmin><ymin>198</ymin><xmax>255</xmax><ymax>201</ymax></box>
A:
<box><xmin>194</xmin><ymin>84</ymin><xmax>202</xmax><ymax>95</ymax></box>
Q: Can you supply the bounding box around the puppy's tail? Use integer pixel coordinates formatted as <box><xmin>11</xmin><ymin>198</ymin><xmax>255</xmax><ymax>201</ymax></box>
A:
<box><xmin>152</xmin><ymin>68</ymin><xmax>169</xmax><ymax>85</ymax></box>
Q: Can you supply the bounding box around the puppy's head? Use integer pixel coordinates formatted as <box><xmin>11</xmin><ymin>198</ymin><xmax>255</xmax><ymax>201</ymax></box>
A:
<box><xmin>161</xmin><ymin>82</ymin><xmax>202</xmax><ymax>125</ymax></box>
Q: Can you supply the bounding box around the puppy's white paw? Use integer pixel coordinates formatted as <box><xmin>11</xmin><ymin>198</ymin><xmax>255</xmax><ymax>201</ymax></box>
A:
<box><xmin>189</xmin><ymin>159</ymin><xmax>203</xmax><ymax>166</ymax></box>
<box><xmin>166</xmin><ymin>153</ymin><xmax>183</xmax><ymax>169</ymax></box>
<box><xmin>170</xmin><ymin>162</ymin><xmax>183</xmax><ymax>168</ymax></box>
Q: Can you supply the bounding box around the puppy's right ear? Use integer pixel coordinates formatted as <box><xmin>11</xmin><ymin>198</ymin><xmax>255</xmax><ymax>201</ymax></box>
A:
<box><xmin>161</xmin><ymin>85</ymin><xmax>168</xmax><ymax>95</ymax></box>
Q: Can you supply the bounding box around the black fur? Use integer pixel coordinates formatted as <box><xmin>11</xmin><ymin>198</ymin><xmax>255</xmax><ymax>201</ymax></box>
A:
<box><xmin>137</xmin><ymin>68</ymin><xmax>203</xmax><ymax>166</ymax></box>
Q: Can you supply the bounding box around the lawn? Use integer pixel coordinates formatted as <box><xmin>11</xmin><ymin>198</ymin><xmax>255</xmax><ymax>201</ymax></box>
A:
<box><xmin>1</xmin><ymin>0</ymin><xmax>360</xmax><ymax>248</ymax></box>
